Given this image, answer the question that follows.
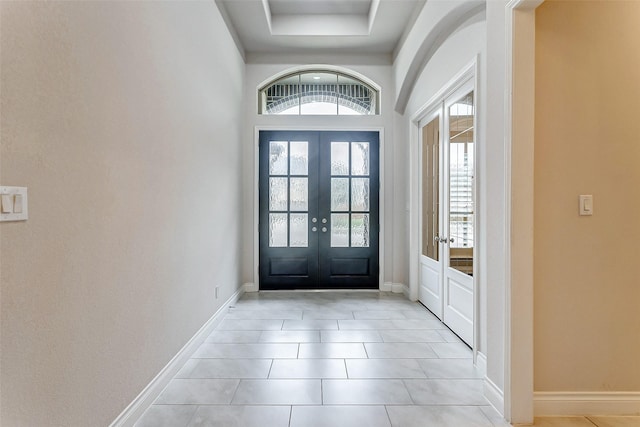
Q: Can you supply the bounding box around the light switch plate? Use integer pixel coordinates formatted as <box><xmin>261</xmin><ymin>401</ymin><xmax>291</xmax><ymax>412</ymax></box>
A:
<box><xmin>0</xmin><ymin>186</ymin><xmax>28</xmax><ymax>222</ymax></box>
<box><xmin>579</xmin><ymin>195</ymin><xmax>593</xmax><ymax>216</ymax></box>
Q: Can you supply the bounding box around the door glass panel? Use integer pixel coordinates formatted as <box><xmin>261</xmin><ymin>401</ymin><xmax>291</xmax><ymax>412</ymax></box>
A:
<box><xmin>331</xmin><ymin>142</ymin><xmax>349</xmax><ymax>175</ymax></box>
<box><xmin>351</xmin><ymin>142</ymin><xmax>369</xmax><ymax>175</ymax></box>
<box><xmin>290</xmin><ymin>141</ymin><xmax>308</xmax><ymax>175</ymax></box>
<box><xmin>351</xmin><ymin>213</ymin><xmax>369</xmax><ymax>247</ymax></box>
<box><xmin>290</xmin><ymin>177</ymin><xmax>308</xmax><ymax>211</ymax></box>
<box><xmin>331</xmin><ymin>178</ymin><xmax>349</xmax><ymax>211</ymax></box>
<box><xmin>269</xmin><ymin>141</ymin><xmax>288</xmax><ymax>175</ymax></box>
<box><xmin>422</xmin><ymin>116</ymin><xmax>440</xmax><ymax>261</ymax></box>
<box><xmin>269</xmin><ymin>213</ymin><xmax>288</xmax><ymax>247</ymax></box>
<box><xmin>448</xmin><ymin>91</ymin><xmax>474</xmax><ymax>275</ymax></box>
<box><xmin>290</xmin><ymin>214</ymin><xmax>308</xmax><ymax>247</ymax></box>
<box><xmin>351</xmin><ymin>178</ymin><xmax>369</xmax><ymax>211</ymax></box>
<box><xmin>269</xmin><ymin>177</ymin><xmax>288</xmax><ymax>211</ymax></box>
<box><xmin>331</xmin><ymin>213</ymin><xmax>349</xmax><ymax>247</ymax></box>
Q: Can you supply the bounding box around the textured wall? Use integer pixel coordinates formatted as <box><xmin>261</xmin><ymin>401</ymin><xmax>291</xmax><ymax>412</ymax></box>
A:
<box><xmin>0</xmin><ymin>2</ymin><xmax>244</xmax><ymax>425</ymax></box>
<box><xmin>535</xmin><ymin>0</ymin><xmax>640</xmax><ymax>391</ymax></box>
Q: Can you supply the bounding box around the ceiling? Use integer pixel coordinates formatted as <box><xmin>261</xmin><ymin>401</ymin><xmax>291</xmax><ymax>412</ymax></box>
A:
<box><xmin>216</xmin><ymin>0</ymin><xmax>426</xmax><ymax>58</ymax></box>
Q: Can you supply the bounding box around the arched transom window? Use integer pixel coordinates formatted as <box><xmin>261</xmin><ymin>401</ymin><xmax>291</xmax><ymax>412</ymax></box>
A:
<box><xmin>259</xmin><ymin>70</ymin><xmax>380</xmax><ymax>115</ymax></box>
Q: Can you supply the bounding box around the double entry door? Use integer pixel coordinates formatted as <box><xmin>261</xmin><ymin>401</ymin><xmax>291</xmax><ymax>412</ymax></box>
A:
<box><xmin>259</xmin><ymin>130</ymin><xmax>379</xmax><ymax>290</ymax></box>
<box><xmin>419</xmin><ymin>81</ymin><xmax>475</xmax><ymax>346</ymax></box>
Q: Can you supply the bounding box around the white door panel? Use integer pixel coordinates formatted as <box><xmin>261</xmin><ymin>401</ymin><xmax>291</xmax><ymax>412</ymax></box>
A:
<box><xmin>418</xmin><ymin>79</ymin><xmax>475</xmax><ymax>348</ymax></box>
<box><xmin>419</xmin><ymin>256</ymin><xmax>442</xmax><ymax>319</ymax></box>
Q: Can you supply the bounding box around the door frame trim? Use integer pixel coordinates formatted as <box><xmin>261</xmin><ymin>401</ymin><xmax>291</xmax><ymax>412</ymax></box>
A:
<box><xmin>254</xmin><ymin>126</ymin><xmax>385</xmax><ymax>291</ymax></box>
<box><xmin>408</xmin><ymin>58</ymin><xmax>479</xmax><ymax>356</ymax></box>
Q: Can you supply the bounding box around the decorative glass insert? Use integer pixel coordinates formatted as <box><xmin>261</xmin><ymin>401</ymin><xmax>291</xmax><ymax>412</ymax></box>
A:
<box><xmin>290</xmin><ymin>214</ymin><xmax>309</xmax><ymax>247</ymax></box>
<box><xmin>351</xmin><ymin>178</ymin><xmax>370</xmax><ymax>211</ymax></box>
<box><xmin>351</xmin><ymin>214</ymin><xmax>370</xmax><ymax>247</ymax></box>
<box><xmin>331</xmin><ymin>142</ymin><xmax>350</xmax><ymax>175</ymax></box>
<box><xmin>331</xmin><ymin>178</ymin><xmax>349</xmax><ymax>211</ymax></box>
<box><xmin>259</xmin><ymin>70</ymin><xmax>379</xmax><ymax>115</ymax></box>
<box><xmin>269</xmin><ymin>213</ymin><xmax>288</xmax><ymax>247</ymax></box>
<box><xmin>269</xmin><ymin>177</ymin><xmax>288</xmax><ymax>211</ymax></box>
<box><xmin>331</xmin><ymin>214</ymin><xmax>349</xmax><ymax>247</ymax></box>
<box><xmin>289</xmin><ymin>178</ymin><xmax>308</xmax><ymax>211</ymax></box>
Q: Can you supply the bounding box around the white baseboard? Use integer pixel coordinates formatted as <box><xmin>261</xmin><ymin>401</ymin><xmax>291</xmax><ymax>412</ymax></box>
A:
<box><xmin>484</xmin><ymin>375</ymin><xmax>505</xmax><ymax>417</ymax></box>
<box><xmin>382</xmin><ymin>282</ymin><xmax>407</xmax><ymax>294</ymax></box>
<box><xmin>391</xmin><ymin>283</ymin><xmax>406</xmax><ymax>294</ymax></box>
<box><xmin>244</xmin><ymin>282</ymin><xmax>258</xmax><ymax>292</ymax></box>
<box><xmin>534</xmin><ymin>392</ymin><xmax>640</xmax><ymax>416</ymax></box>
<box><xmin>476</xmin><ymin>351</ymin><xmax>487</xmax><ymax>376</ymax></box>
<box><xmin>109</xmin><ymin>285</ymin><xmax>245</xmax><ymax>427</ymax></box>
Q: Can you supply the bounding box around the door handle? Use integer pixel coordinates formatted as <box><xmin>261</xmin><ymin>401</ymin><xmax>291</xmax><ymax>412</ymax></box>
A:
<box><xmin>321</xmin><ymin>218</ymin><xmax>328</xmax><ymax>224</ymax></box>
<box><xmin>321</xmin><ymin>227</ymin><xmax>327</xmax><ymax>233</ymax></box>
<box><xmin>434</xmin><ymin>235</ymin><xmax>440</xmax><ymax>243</ymax></box>
<box><xmin>311</xmin><ymin>217</ymin><xmax>318</xmax><ymax>223</ymax></box>
<box><xmin>312</xmin><ymin>227</ymin><xmax>318</xmax><ymax>232</ymax></box>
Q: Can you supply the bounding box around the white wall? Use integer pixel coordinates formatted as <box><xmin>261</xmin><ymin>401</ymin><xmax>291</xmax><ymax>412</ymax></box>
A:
<box><xmin>0</xmin><ymin>2</ymin><xmax>245</xmax><ymax>425</ymax></box>
<box><xmin>241</xmin><ymin>60</ymin><xmax>402</xmax><ymax>288</ymax></box>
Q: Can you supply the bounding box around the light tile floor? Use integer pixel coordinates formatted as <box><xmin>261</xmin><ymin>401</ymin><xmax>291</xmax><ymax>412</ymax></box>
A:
<box><xmin>135</xmin><ymin>291</ymin><xmax>640</xmax><ymax>427</ymax></box>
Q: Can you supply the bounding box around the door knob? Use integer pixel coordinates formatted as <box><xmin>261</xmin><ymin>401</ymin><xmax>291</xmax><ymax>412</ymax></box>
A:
<box><xmin>434</xmin><ymin>236</ymin><xmax>440</xmax><ymax>243</ymax></box>
<box><xmin>312</xmin><ymin>227</ymin><xmax>318</xmax><ymax>232</ymax></box>
<box><xmin>321</xmin><ymin>227</ymin><xmax>327</xmax><ymax>233</ymax></box>
<box><xmin>312</xmin><ymin>217</ymin><xmax>318</xmax><ymax>223</ymax></box>
<box><xmin>321</xmin><ymin>218</ymin><xmax>328</xmax><ymax>224</ymax></box>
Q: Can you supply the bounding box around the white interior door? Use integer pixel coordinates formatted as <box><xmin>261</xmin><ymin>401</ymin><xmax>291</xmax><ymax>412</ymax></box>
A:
<box><xmin>419</xmin><ymin>80</ymin><xmax>475</xmax><ymax>347</ymax></box>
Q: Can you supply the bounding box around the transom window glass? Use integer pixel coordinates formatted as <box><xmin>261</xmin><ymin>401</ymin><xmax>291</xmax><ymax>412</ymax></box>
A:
<box><xmin>259</xmin><ymin>71</ymin><xmax>380</xmax><ymax>115</ymax></box>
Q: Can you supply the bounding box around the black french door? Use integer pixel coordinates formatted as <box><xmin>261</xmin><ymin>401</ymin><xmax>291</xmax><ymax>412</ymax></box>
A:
<box><xmin>259</xmin><ymin>130</ymin><xmax>379</xmax><ymax>289</ymax></box>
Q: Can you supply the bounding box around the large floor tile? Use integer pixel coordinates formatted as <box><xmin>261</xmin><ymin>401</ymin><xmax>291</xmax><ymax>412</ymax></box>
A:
<box><xmin>322</xmin><ymin>379</ymin><xmax>413</xmax><ymax>404</ymax></box>
<box><xmin>378</xmin><ymin>329</ymin><xmax>445</xmax><ymax>343</ymax></box>
<box><xmin>418</xmin><ymin>358</ymin><xmax>483</xmax><ymax>379</ymax></box>
<box><xmin>188</xmin><ymin>405</ymin><xmax>291</xmax><ymax>427</ymax></box>
<box><xmin>353</xmin><ymin>310</ymin><xmax>408</xmax><ymax>320</ymax></box>
<box><xmin>321</xmin><ymin>330</ymin><xmax>383</xmax><ymax>343</ymax></box>
<box><xmin>346</xmin><ymin>358</ymin><xmax>426</xmax><ymax>379</ymax></box>
<box><xmin>404</xmin><ymin>379</ymin><xmax>486</xmax><ymax>405</ymax></box>
<box><xmin>530</xmin><ymin>417</ymin><xmax>600</xmax><ymax>426</ymax></box>
<box><xmin>587</xmin><ymin>417</ymin><xmax>640</xmax><ymax>427</ymax></box>
<box><xmin>225</xmin><ymin>309</ymin><xmax>303</xmax><ymax>320</ymax></box>
<box><xmin>386</xmin><ymin>405</ymin><xmax>493</xmax><ymax>427</ymax></box>
<box><xmin>290</xmin><ymin>406</ymin><xmax>391</xmax><ymax>427</ymax></box>
<box><xmin>401</xmin><ymin>309</ymin><xmax>440</xmax><ymax>320</ymax></box>
<box><xmin>175</xmin><ymin>359</ymin><xmax>272</xmax><ymax>379</ymax></box>
<box><xmin>155</xmin><ymin>379</ymin><xmax>239</xmax><ymax>404</ymax></box>
<box><xmin>437</xmin><ymin>329</ymin><xmax>464</xmax><ymax>343</ymax></box>
<box><xmin>480</xmin><ymin>405</ymin><xmax>512</xmax><ymax>427</ymax></box>
<box><xmin>303</xmin><ymin>310</ymin><xmax>355</xmax><ymax>320</ymax></box>
<box><xmin>430</xmin><ymin>342</ymin><xmax>473</xmax><ymax>358</ymax></box>
<box><xmin>299</xmin><ymin>343</ymin><xmax>367</xmax><ymax>358</ymax></box>
<box><xmin>270</xmin><ymin>359</ymin><xmax>347</xmax><ymax>378</ymax></box>
<box><xmin>364</xmin><ymin>343</ymin><xmax>438</xmax><ymax>358</ymax></box>
<box><xmin>259</xmin><ymin>330</ymin><xmax>321</xmax><ymax>343</ymax></box>
<box><xmin>193</xmin><ymin>343</ymin><xmax>298</xmax><ymax>359</ymax></box>
<box><xmin>232</xmin><ymin>379</ymin><xmax>322</xmax><ymax>405</ymax></box>
<box><xmin>135</xmin><ymin>405</ymin><xmax>198</xmax><ymax>427</ymax></box>
<box><xmin>283</xmin><ymin>320</ymin><xmax>339</xmax><ymax>330</ymax></box>
<box><xmin>217</xmin><ymin>319</ymin><xmax>284</xmax><ymax>331</ymax></box>
<box><xmin>206</xmin><ymin>331</ymin><xmax>262</xmax><ymax>343</ymax></box>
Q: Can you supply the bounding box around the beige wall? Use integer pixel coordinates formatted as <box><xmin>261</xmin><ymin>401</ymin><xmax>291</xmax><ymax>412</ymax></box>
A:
<box><xmin>0</xmin><ymin>2</ymin><xmax>245</xmax><ymax>425</ymax></box>
<box><xmin>535</xmin><ymin>0</ymin><xmax>640</xmax><ymax>391</ymax></box>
